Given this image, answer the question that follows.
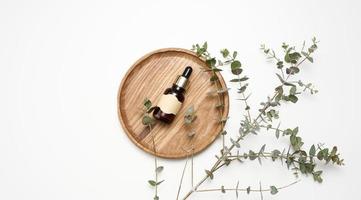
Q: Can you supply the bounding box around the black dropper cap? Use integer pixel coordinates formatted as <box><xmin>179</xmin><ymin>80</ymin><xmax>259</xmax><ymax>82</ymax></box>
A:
<box><xmin>182</xmin><ymin>66</ymin><xmax>193</xmax><ymax>78</ymax></box>
<box><xmin>175</xmin><ymin>66</ymin><xmax>193</xmax><ymax>88</ymax></box>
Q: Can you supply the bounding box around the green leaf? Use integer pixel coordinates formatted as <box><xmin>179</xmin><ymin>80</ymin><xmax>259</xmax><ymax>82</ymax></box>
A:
<box><xmin>221</xmin><ymin>49</ymin><xmax>229</xmax><ymax>58</ymax></box>
<box><xmin>276</xmin><ymin>61</ymin><xmax>284</xmax><ymax>69</ymax></box>
<box><xmin>307</xmin><ymin>56</ymin><xmax>314</xmax><ymax>63</ymax></box>
<box><xmin>301</xmin><ymin>51</ymin><xmax>308</xmax><ymax>57</ymax></box>
<box><xmin>148</xmin><ymin>180</ymin><xmax>157</xmax><ymax>186</ymax></box>
<box><xmin>246</xmin><ymin>186</ymin><xmax>251</xmax><ymax>194</ymax></box>
<box><xmin>302</xmin><ymin>51</ymin><xmax>314</xmax><ymax>63</ymax></box>
<box><xmin>266</xmin><ymin>109</ymin><xmax>279</xmax><ymax>121</ymax></box>
<box><xmin>249</xmin><ymin>150</ymin><xmax>257</xmax><ymax>160</ymax></box>
<box><xmin>231</xmin><ymin>68</ymin><xmax>242</xmax><ymax>75</ymax></box>
<box><xmin>230</xmin><ymin>138</ymin><xmax>240</xmax><ymax>148</ymax></box>
<box><xmin>330</xmin><ymin>146</ymin><xmax>337</xmax><ymax>156</ymax></box>
<box><xmin>203</xmin><ymin>41</ymin><xmax>208</xmax><ymax>49</ymax></box>
<box><xmin>184</xmin><ymin>106</ymin><xmax>197</xmax><ymax>125</ymax></box>
<box><xmin>293</xmin><ymin>127</ymin><xmax>299</xmax><ymax>135</ymax></box>
<box><xmin>210</xmin><ymin>75</ymin><xmax>218</xmax><ymax>82</ymax></box>
<box><xmin>221</xmin><ymin>185</ymin><xmax>226</xmax><ymax>193</ymax></box>
<box><xmin>270</xmin><ymin>186</ymin><xmax>278</xmax><ymax>195</ymax></box>
<box><xmin>284</xmin><ymin>51</ymin><xmax>291</xmax><ymax>63</ymax></box>
<box><xmin>211</xmin><ymin>67</ymin><xmax>222</xmax><ymax>72</ymax></box>
<box><xmin>290</xmin><ymin>86</ymin><xmax>297</xmax><ymax>95</ymax></box>
<box><xmin>283</xmin><ymin>128</ymin><xmax>293</xmax><ymax>135</ymax></box>
<box><xmin>286</xmin><ymin>66</ymin><xmax>300</xmax><ymax>75</ymax></box>
<box><xmin>284</xmin><ymin>82</ymin><xmax>296</xmax><ymax>87</ymax></box>
<box><xmin>231</xmin><ymin>60</ymin><xmax>241</xmax><ymax>69</ymax></box>
<box><xmin>142</xmin><ymin>115</ymin><xmax>155</xmax><ymax>126</ymax></box>
<box><xmin>213</xmin><ymin>89</ymin><xmax>224</xmax><ymax>96</ymax></box>
<box><xmin>290</xmin><ymin>134</ymin><xmax>303</xmax><ymax>151</ymax></box>
<box><xmin>205</xmin><ymin>170</ymin><xmax>214</xmax><ymax>179</ymax></box>
<box><xmin>230</xmin><ymin>76</ymin><xmax>248</xmax><ymax>82</ymax></box>
<box><xmin>275</xmin><ymin>123</ymin><xmax>281</xmax><ymax>139</ymax></box>
<box><xmin>258</xmin><ymin>144</ymin><xmax>266</xmax><ymax>165</ymax></box>
<box><xmin>143</xmin><ymin>98</ymin><xmax>152</xmax><ymax>110</ymax></box>
<box><xmin>271</xmin><ymin>150</ymin><xmax>281</xmax><ymax>161</ymax></box>
<box><xmin>238</xmin><ymin>85</ymin><xmax>247</xmax><ymax>93</ymax></box>
<box><xmin>313</xmin><ymin>171</ymin><xmax>323</xmax><ymax>183</ymax></box>
<box><xmin>259</xmin><ymin>144</ymin><xmax>266</xmax><ymax>155</ymax></box>
<box><xmin>275</xmin><ymin>129</ymin><xmax>280</xmax><ymax>139</ymax></box>
<box><xmin>317</xmin><ymin>150</ymin><xmax>324</xmax><ymax>160</ymax></box>
<box><xmin>185</xmin><ymin>105</ymin><xmax>195</xmax><ymax>116</ymax></box>
<box><xmin>317</xmin><ymin>148</ymin><xmax>329</xmax><ymax>161</ymax></box>
<box><xmin>276</xmin><ymin>73</ymin><xmax>285</xmax><ymax>84</ymax></box>
<box><xmin>235</xmin><ymin>181</ymin><xmax>239</xmax><ymax>198</ymax></box>
<box><xmin>233</xmin><ymin>51</ymin><xmax>238</xmax><ymax>59</ymax></box>
<box><xmin>290</xmin><ymin>135</ymin><xmax>296</xmax><ymax>146</ymax></box>
<box><xmin>206</xmin><ymin>58</ymin><xmax>216</xmax><ymax>67</ymax></box>
<box><xmin>231</xmin><ymin>60</ymin><xmax>242</xmax><ymax>75</ymax></box>
<box><xmin>156</xmin><ymin>166</ymin><xmax>164</xmax><ymax>173</ymax></box>
<box><xmin>309</xmin><ymin>145</ymin><xmax>316</xmax><ymax>157</ymax></box>
<box><xmin>275</xmin><ymin>86</ymin><xmax>283</xmax><ymax>96</ymax></box>
<box><xmin>285</xmin><ymin>51</ymin><xmax>301</xmax><ymax>64</ymax></box>
<box><xmin>288</xmin><ymin>95</ymin><xmax>298</xmax><ymax>103</ymax></box>
<box><xmin>156</xmin><ymin>180</ymin><xmax>164</xmax><ymax>185</ymax></box>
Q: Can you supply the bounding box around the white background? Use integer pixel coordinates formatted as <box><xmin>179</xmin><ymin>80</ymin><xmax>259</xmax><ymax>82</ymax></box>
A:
<box><xmin>1</xmin><ymin>0</ymin><xmax>360</xmax><ymax>199</ymax></box>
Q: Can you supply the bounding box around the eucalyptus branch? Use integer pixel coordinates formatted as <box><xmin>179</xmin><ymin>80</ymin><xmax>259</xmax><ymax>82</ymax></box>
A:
<box><xmin>180</xmin><ymin>38</ymin><xmax>344</xmax><ymax>199</ymax></box>
<box><xmin>152</xmin><ymin>131</ymin><xmax>159</xmax><ymax>198</ymax></box>
<box><xmin>192</xmin><ymin>42</ymin><xmax>228</xmax><ymax>149</ymax></box>
<box><xmin>181</xmin><ymin>44</ymin><xmax>269</xmax><ymax>199</ymax></box>
<box><xmin>260</xmin><ymin>44</ymin><xmax>285</xmax><ymax>78</ymax></box>
<box><xmin>142</xmin><ymin>99</ymin><xmax>164</xmax><ymax>200</ymax></box>
<box><xmin>141</xmin><ymin>38</ymin><xmax>344</xmax><ymax>200</ymax></box>
<box><xmin>147</xmin><ymin>126</ymin><xmax>165</xmax><ymax>200</ymax></box>
<box><xmin>220</xmin><ymin>49</ymin><xmax>252</xmax><ymax>121</ymax></box>
<box><xmin>196</xmin><ymin>180</ymin><xmax>300</xmax><ymax>197</ymax></box>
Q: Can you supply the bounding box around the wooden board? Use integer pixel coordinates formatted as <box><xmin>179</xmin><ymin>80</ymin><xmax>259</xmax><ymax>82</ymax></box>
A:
<box><xmin>117</xmin><ymin>48</ymin><xmax>229</xmax><ymax>159</ymax></box>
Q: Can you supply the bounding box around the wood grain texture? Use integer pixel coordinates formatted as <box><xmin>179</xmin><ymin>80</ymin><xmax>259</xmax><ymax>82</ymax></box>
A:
<box><xmin>117</xmin><ymin>48</ymin><xmax>229</xmax><ymax>159</ymax></box>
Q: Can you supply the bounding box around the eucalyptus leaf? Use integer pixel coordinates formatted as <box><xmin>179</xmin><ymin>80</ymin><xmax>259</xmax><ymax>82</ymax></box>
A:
<box><xmin>230</xmin><ymin>76</ymin><xmax>248</xmax><ymax>82</ymax></box>
<box><xmin>142</xmin><ymin>115</ymin><xmax>155</xmax><ymax>126</ymax></box>
<box><xmin>231</xmin><ymin>60</ymin><xmax>241</xmax><ymax>69</ymax></box>
<box><xmin>221</xmin><ymin>49</ymin><xmax>230</xmax><ymax>58</ymax></box>
<box><xmin>205</xmin><ymin>170</ymin><xmax>214</xmax><ymax>179</ymax></box>
<box><xmin>270</xmin><ymin>186</ymin><xmax>278</xmax><ymax>194</ymax></box>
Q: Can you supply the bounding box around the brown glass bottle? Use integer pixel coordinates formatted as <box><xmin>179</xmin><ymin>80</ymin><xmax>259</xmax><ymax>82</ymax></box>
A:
<box><xmin>153</xmin><ymin>66</ymin><xmax>192</xmax><ymax>123</ymax></box>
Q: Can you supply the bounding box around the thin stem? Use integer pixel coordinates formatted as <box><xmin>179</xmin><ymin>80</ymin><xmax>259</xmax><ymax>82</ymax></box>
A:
<box><xmin>176</xmin><ymin>157</ymin><xmax>189</xmax><ymax>200</ymax></box>
<box><xmin>237</xmin><ymin>74</ymin><xmax>252</xmax><ymax>122</ymax></box>
<box><xmin>191</xmin><ymin>148</ymin><xmax>194</xmax><ymax>188</ymax></box>
<box><xmin>280</xmin><ymin>68</ymin><xmax>285</xmax><ymax>79</ymax></box>
<box><xmin>259</xmin><ymin>124</ymin><xmax>284</xmax><ymax>133</ymax></box>
<box><xmin>259</xmin><ymin>182</ymin><xmax>263</xmax><ymax>200</ymax></box>
<box><xmin>213</xmin><ymin>160</ymin><xmax>233</xmax><ymax>171</ymax></box>
<box><xmin>150</xmin><ymin>125</ymin><xmax>159</xmax><ymax>198</ymax></box>
<box><xmin>196</xmin><ymin>180</ymin><xmax>300</xmax><ymax>193</ymax></box>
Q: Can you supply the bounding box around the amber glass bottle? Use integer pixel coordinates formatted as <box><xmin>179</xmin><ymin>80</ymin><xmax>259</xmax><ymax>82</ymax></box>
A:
<box><xmin>153</xmin><ymin>66</ymin><xmax>193</xmax><ymax>123</ymax></box>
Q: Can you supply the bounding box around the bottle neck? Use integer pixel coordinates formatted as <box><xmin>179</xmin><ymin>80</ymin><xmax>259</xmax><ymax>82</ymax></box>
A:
<box><xmin>175</xmin><ymin>75</ymin><xmax>188</xmax><ymax>88</ymax></box>
<box><xmin>172</xmin><ymin>84</ymin><xmax>185</xmax><ymax>93</ymax></box>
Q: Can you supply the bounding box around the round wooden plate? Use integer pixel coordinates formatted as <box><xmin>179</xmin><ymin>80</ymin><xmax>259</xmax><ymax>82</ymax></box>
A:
<box><xmin>117</xmin><ymin>48</ymin><xmax>229</xmax><ymax>159</ymax></box>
